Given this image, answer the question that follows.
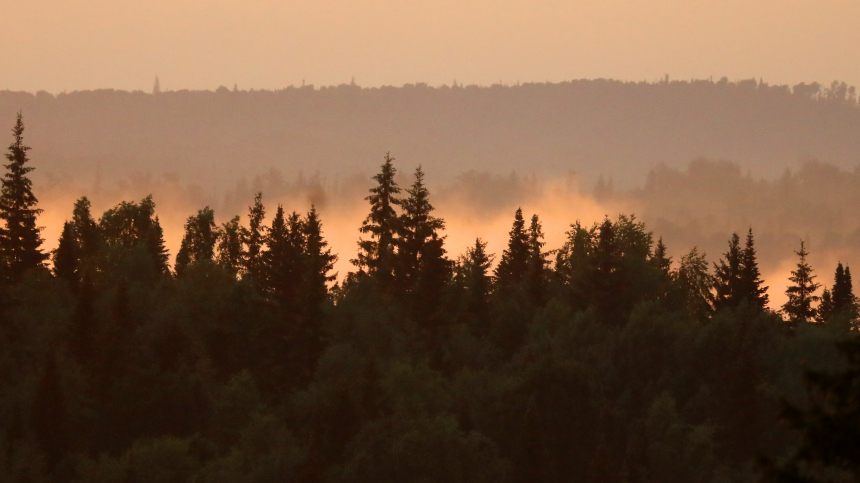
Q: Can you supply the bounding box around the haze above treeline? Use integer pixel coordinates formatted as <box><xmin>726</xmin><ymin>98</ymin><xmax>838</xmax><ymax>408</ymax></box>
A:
<box><xmin>2</xmin><ymin>77</ymin><xmax>859</xmax><ymax>191</ymax></box>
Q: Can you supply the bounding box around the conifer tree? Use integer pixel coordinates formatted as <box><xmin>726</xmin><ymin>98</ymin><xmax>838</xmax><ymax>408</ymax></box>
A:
<box><xmin>832</xmin><ymin>263</ymin><xmax>856</xmax><ymax>315</ymax></box>
<box><xmin>52</xmin><ymin>197</ymin><xmax>101</xmax><ymax>286</ymax></box>
<box><xmin>651</xmin><ymin>236</ymin><xmax>674</xmax><ymax>301</ymax></box>
<box><xmin>555</xmin><ymin>221</ymin><xmax>593</xmax><ymax>304</ymax></box>
<box><xmin>0</xmin><ymin>113</ymin><xmax>48</xmax><ymax>280</ymax></box>
<box><xmin>303</xmin><ymin>205</ymin><xmax>337</xmax><ymax>310</ymax></box>
<box><xmin>398</xmin><ymin>165</ymin><xmax>445</xmax><ymax>290</ymax></box>
<box><xmin>242</xmin><ymin>192</ymin><xmax>267</xmax><ymax>283</ymax></box>
<box><xmin>263</xmin><ymin>206</ymin><xmax>302</xmax><ymax>305</ymax></box>
<box><xmin>591</xmin><ymin>217</ymin><xmax>621</xmax><ymax>318</ymax></box>
<box><xmin>53</xmin><ymin>222</ymin><xmax>78</xmax><ymax>284</ymax></box>
<box><xmin>462</xmin><ymin>238</ymin><xmax>493</xmax><ymax>314</ymax></box>
<box><xmin>713</xmin><ymin>233</ymin><xmax>743</xmax><ymax>311</ymax></box>
<box><xmin>494</xmin><ymin>208</ymin><xmax>529</xmax><ymax>290</ymax></box>
<box><xmin>739</xmin><ymin>228</ymin><xmax>769</xmax><ymax>310</ymax></box>
<box><xmin>353</xmin><ymin>153</ymin><xmax>402</xmax><ymax>286</ymax></box>
<box><xmin>783</xmin><ymin>240</ymin><xmax>820</xmax><ymax>324</ymax></box>
<box><xmin>525</xmin><ymin>214</ymin><xmax>549</xmax><ymax>302</ymax></box>
<box><xmin>817</xmin><ymin>287</ymin><xmax>834</xmax><ymax>323</ymax></box>
<box><xmin>216</xmin><ymin>215</ymin><xmax>246</xmax><ymax>277</ymax></box>
<box><xmin>69</xmin><ymin>273</ymin><xmax>96</xmax><ymax>366</ymax></box>
<box><xmin>174</xmin><ymin>207</ymin><xmax>218</xmax><ymax>276</ymax></box>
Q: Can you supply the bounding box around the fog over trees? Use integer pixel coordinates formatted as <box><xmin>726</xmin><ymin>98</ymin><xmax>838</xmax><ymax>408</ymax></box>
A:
<box><xmin>2</xmin><ymin>78</ymin><xmax>860</xmax><ymax>482</ymax></box>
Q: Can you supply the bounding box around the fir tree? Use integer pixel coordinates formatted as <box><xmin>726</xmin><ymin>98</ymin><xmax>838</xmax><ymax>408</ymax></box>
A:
<box><xmin>353</xmin><ymin>153</ymin><xmax>402</xmax><ymax>286</ymax></box>
<box><xmin>174</xmin><ymin>207</ymin><xmax>219</xmax><ymax>276</ymax></box>
<box><xmin>0</xmin><ymin>113</ymin><xmax>48</xmax><ymax>280</ymax></box>
<box><xmin>52</xmin><ymin>222</ymin><xmax>78</xmax><ymax>284</ymax></box>
<box><xmin>303</xmin><ymin>205</ymin><xmax>337</xmax><ymax>310</ymax></box>
<box><xmin>263</xmin><ymin>206</ymin><xmax>302</xmax><ymax>305</ymax></box>
<box><xmin>782</xmin><ymin>240</ymin><xmax>820</xmax><ymax>324</ymax></box>
<box><xmin>52</xmin><ymin>197</ymin><xmax>101</xmax><ymax>287</ymax></box>
<box><xmin>398</xmin><ymin>165</ymin><xmax>445</xmax><ymax>291</ymax></box>
<box><xmin>713</xmin><ymin>233</ymin><xmax>743</xmax><ymax>311</ymax></box>
<box><xmin>591</xmin><ymin>217</ymin><xmax>621</xmax><ymax>318</ymax></box>
<box><xmin>817</xmin><ymin>287</ymin><xmax>834</xmax><ymax>323</ymax></box>
<box><xmin>216</xmin><ymin>215</ymin><xmax>246</xmax><ymax>277</ymax></box>
<box><xmin>242</xmin><ymin>192</ymin><xmax>268</xmax><ymax>283</ymax></box>
<box><xmin>461</xmin><ymin>238</ymin><xmax>493</xmax><ymax>315</ymax></box>
<box><xmin>739</xmin><ymin>228</ymin><xmax>769</xmax><ymax>311</ymax></box>
<box><xmin>494</xmin><ymin>208</ymin><xmax>529</xmax><ymax>290</ymax></box>
<box><xmin>832</xmin><ymin>263</ymin><xmax>856</xmax><ymax>314</ymax></box>
<box><xmin>525</xmin><ymin>214</ymin><xmax>549</xmax><ymax>302</ymax></box>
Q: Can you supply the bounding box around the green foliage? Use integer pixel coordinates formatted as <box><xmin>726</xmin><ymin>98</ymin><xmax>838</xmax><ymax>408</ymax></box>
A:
<box><xmin>353</xmin><ymin>153</ymin><xmax>402</xmax><ymax>287</ymax></box>
<box><xmin>175</xmin><ymin>207</ymin><xmax>219</xmax><ymax>276</ymax></box>
<box><xmin>783</xmin><ymin>240</ymin><xmax>821</xmax><ymax>325</ymax></box>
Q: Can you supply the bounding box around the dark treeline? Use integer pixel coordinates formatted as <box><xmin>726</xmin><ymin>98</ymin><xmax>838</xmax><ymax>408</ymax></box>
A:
<box><xmin>2</xmin><ymin>77</ymin><xmax>860</xmax><ymax>190</ymax></box>
<box><xmin>2</xmin><ymin>117</ymin><xmax>860</xmax><ymax>482</ymax></box>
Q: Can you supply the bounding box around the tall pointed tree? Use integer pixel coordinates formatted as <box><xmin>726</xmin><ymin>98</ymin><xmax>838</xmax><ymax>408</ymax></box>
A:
<box><xmin>739</xmin><ymin>228</ymin><xmax>769</xmax><ymax>311</ymax></box>
<box><xmin>525</xmin><ymin>214</ymin><xmax>549</xmax><ymax>302</ymax></box>
<box><xmin>242</xmin><ymin>192</ymin><xmax>267</xmax><ymax>283</ymax></box>
<box><xmin>494</xmin><ymin>208</ymin><xmax>529</xmax><ymax>290</ymax></box>
<box><xmin>398</xmin><ymin>165</ymin><xmax>445</xmax><ymax>290</ymax></box>
<box><xmin>461</xmin><ymin>238</ymin><xmax>493</xmax><ymax>315</ymax></box>
<box><xmin>302</xmin><ymin>205</ymin><xmax>337</xmax><ymax>310</ymax></box>
<box><xmin>52</xmin><ymin>197</ymin><xmax>101</xmax><ymax>287</ymax></box>
<box><xmin>832</xmin><ymin>263</ymin><xmax>857</xmax><ymax>315</ymax></box>
<box><xmin>352</xmin><ymin>153</ymin><xmax>402</xmax><ymax>286</ymax></box>
<box><xmin>263</xmin><ymin>206</ymin><xmax>302</xmax><ymax>305</ymax></box>
<box><xmin>783</xmin><ymin>240</ymin><xmax>820</xmax><ymax>324</ymax></box>
<box><xmin>0</xmin><ymin>113</ymin><xmax>48</xmax><ymax>280</ymax></box>
<box><xmin>216</xmin><ymin>215</ymin><xmax>246</xmax><ymax>277</ymax></box>
<box><xmin>713</xmin><ymin>233</ymin><xmax>743</xmax><ymax>311</ymax></box>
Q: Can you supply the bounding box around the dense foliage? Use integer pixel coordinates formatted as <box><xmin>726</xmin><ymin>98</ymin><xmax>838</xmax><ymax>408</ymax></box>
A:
<box><xmin>1</xmin><ymin>117</ymin><xmax>859</xmax><ymax>482</ymax></box>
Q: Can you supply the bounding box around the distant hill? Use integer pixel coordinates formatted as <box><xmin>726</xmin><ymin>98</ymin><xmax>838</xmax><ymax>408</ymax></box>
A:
<box><xmin>1</xmin><ymin>78</ymin><xmax>858</xmax><ymax>189</ymax></box>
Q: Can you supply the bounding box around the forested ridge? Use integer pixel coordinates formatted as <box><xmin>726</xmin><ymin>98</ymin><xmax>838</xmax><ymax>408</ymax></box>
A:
<box><xmin>3</xmin><ymin>77</ymin><xmax>860</xmax><ymax>189</ymax></box>
<box><xmin>2</xmin><ymin>116</ymin><xmax>860</xmax><ymax>483</ymax></box>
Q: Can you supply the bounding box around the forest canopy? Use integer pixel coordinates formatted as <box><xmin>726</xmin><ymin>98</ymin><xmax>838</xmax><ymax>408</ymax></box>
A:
<box><xmin>1</xmin><ymin>115</ymin><xmax>859</xmax><ymax>482</ymax></box>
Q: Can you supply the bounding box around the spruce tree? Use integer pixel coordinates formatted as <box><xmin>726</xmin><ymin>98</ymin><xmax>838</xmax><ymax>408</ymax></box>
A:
<box><xmin>53</xmin><ymin>222</ymin><xmax>78</xmax><ymax>284</ymax></box>
<box><xmin>651</xmin><ymin>236</ymin><xmax>674</xmax><ymax>301</ymax></box>
<box><xmin>303</xmin><ymin>205</ymin><xmax>337</xmax><ymax>310</ymax></box>
<box><xmin>0</xmin><ymin>113</ymin><xmax>48</xmax><ymax>280</ymax></box>
<box><xmin>263</xmin><ymin>206</ymin><xmax>302</xmax><ymax>305</ymax></box>
<box><xmin>832</xmin><ymin>263</ymin><xmax>856</xmax><ymax>313</ymax></box>
<box><xmin>462</xmin><ymin>238</ymin><xmax>493</xmax><ymax>315</ymax></box>
<box><xmin>399</xmin><ymin>165</ymin><xmax>445</xmax><ymax>291</ymax></box>
<box><xmin>174</xmin><ymin>207</ymin><xmax>219</xmax><ymax>276</ymax></box>
<box><xmin>242</xmin><ymin>192</ymin><xmax>267</xmax><ymax>283</ymax></box>
<box><xmin>739</xmin><ymin>228</ymin><xmax>769</xmax><ymax>311</ymax></box>
<box><xmin>713</xmin><ymin>233</ymin><xmax>743</xmax><ymax>311</ymax></box>
<box><xmin>52</xmin><ymin>197</ymin><xmax>102</xmax><ymax>287</ymax></box>
<box><xmin>782</xmin><ymin>240</ymin><xmax>820</xmax><ymax>324</ymax></box>
<box><xmin>216</xmin><ymin>215</ymin><xmax>246</xmax><ymax>277</ymax></box>
<box><xmin>525</xmin><ymin>214</ymin><xmax>549</xmax><ymax>302</ymax></box>
<box><xmin>817</xmin><ymin>287</ymin><xmax>834</xmax><ymax>323</ymax></box>
<box><xmin>591</xmin><ymin>217</ymin><xmax>621</xmax><ymax>319</ymax></box>
<box><xmin>352</xmin><ymin>153</ymin><xmax>402</xmax><ymax>286</ymax></box>
<box><xmin>494</xmin><ymin>208</ymin><xmax>529</xmax><ymax>290</ymax></box>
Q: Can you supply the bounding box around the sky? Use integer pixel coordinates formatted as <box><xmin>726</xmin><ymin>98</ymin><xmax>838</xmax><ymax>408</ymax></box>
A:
<box><xmin>2</xmin><ymin>0</ymin><xmax>859</xmax><ymax>93</ymax></box>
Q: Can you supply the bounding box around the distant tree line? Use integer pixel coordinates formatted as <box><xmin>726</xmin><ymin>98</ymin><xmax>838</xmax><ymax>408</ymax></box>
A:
<box><xmin>1</xmin><ymin>114</ymin><xmax>859</xmax><ymax>482</ymax></box>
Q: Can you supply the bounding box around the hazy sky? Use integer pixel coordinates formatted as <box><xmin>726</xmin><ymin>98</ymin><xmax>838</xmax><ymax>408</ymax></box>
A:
<box><xmin>2</xmin><ymin>0</ymin><xmax>858</xmax><ymax>93</ymax></box>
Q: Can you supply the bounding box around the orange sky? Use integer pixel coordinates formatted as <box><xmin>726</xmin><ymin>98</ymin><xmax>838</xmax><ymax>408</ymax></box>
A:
<box><xmin>2</xmin><ymin>0</ymin><xmax>858</xmax><ymax>92</ymax></box>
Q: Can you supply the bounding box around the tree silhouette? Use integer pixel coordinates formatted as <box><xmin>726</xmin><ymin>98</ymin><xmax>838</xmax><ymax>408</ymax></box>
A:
<box><xmin>353</xmin><ymin>153</ymin><xmax>402</xmax><ymax>287</ymax></box>
<box><xmin>714</xmin><ymin>233</ymin><xmax>743</xmax><ymax>311</ymax></box>
<box><xmin>242</xmin><ymin>192</ymin><xmax>267</xmax><ymax>285</ymax></box>
<box><xmin>783</xmin><ymin>240</ymin><xmax>820</xmax><ymax>324</ymax></box>
<box><xmin>739</xmin><ymin>228</ymin><xmax>769</xmax><ymax>311</ymax></box>
<box><xmin>525</xmin><ymin>214</ymin><xmax>549</xmax><ymax>303</ymax></box>
<box><xmin>494</xmin><ymin>208</ymin><xmax>529</xmax><ymax>290</ymax></box>
<box><xmin>99</xmin><ymin>195</ymin><xmax>169</xmax><ymax>274</ymax></box>
<box><xmin>216</xmin><ymin>215</ymin><xmax>245</xmax><ymax>277</ymax></box>
<box><xmin>0</xmin><ymin>113</ymin><xmax>47</xmax><ymax>281</ymax></box>
<box><xmin>175</xmin><ymin>207</ymin><xmax>219</xmax><ymax>276</ymax></box>
<box><xmin>399</xmin><ymin>165</ymin><xmax>445</xmax><ymax>292</ymax></box>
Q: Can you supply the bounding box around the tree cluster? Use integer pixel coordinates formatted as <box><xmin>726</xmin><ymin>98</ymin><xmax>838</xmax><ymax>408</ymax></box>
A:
<box><xmin>0</xmin><ymin>119</ymin><xmax>858</xmax><ymax>482</ymax></box>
